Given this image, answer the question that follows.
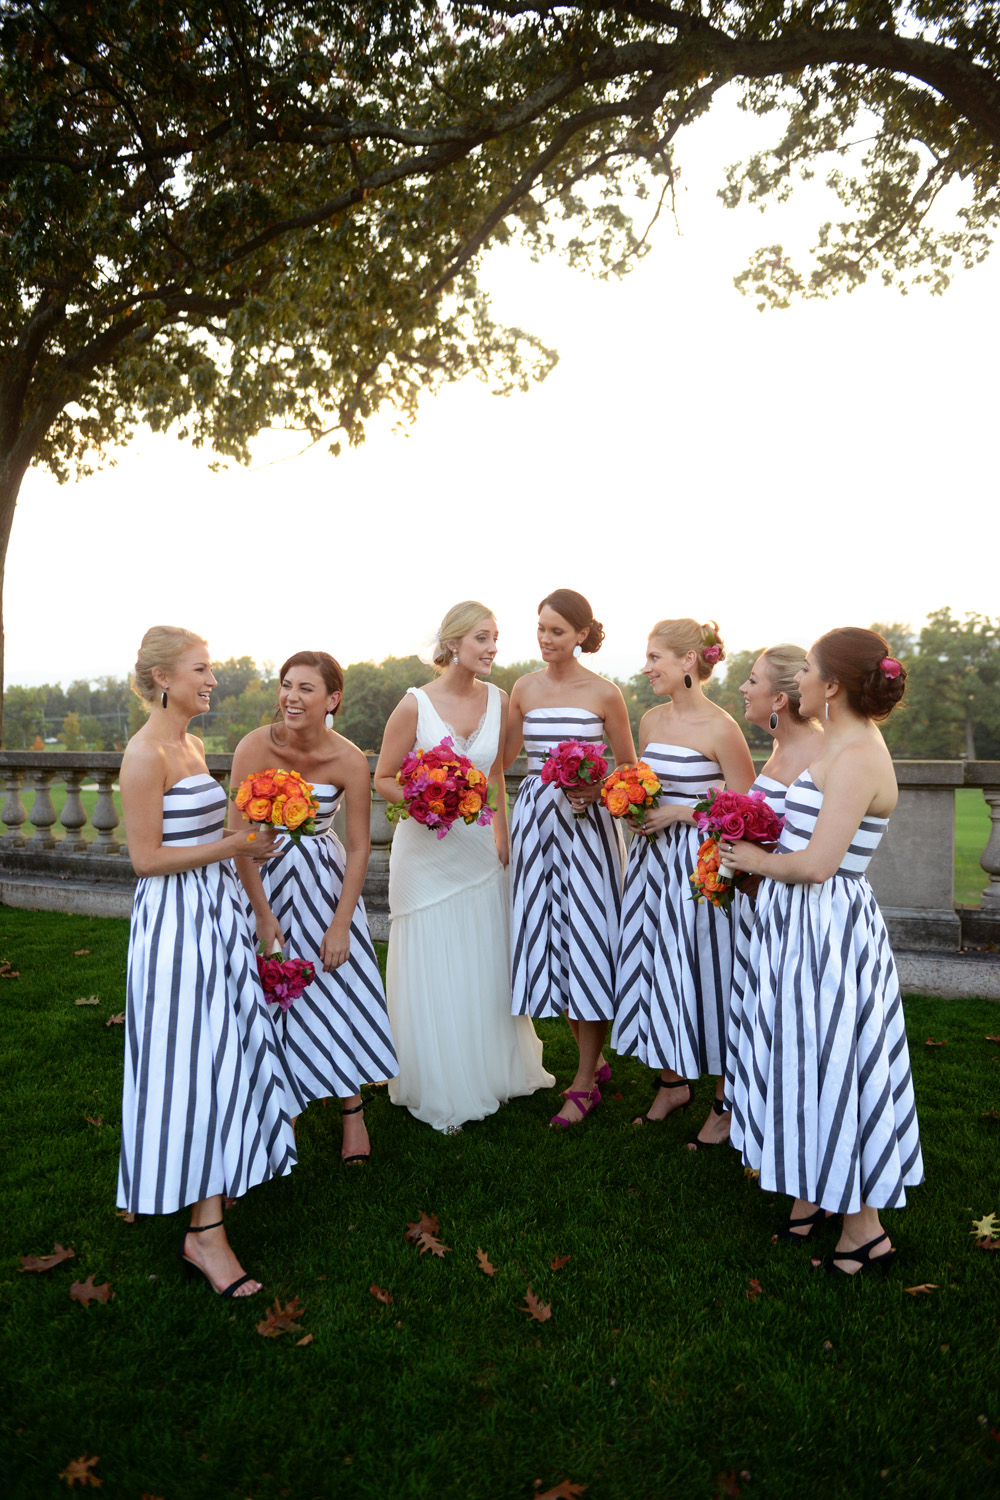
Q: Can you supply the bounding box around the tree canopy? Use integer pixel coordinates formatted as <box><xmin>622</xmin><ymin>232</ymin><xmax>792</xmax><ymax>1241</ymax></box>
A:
<box><xmin>2</xmin><ymin>1</ymin><xmax>999</xmax><ymax>725</ymax></box>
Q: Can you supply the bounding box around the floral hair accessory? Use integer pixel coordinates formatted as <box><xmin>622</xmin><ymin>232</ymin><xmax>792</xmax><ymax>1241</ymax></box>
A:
<box><xmin>703</xmin><ymin>645</ymin><xmax>721</xmax><ymax>665</ymax></box>
<box><xmin>880</xmin><ymin>657</ymin><xmax>902</xmax><ymax>679</ymax></box>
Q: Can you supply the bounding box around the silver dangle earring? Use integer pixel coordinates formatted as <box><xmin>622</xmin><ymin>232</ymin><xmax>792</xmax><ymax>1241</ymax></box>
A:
<box><xmin>325</xmin><ymin>710</ymin><xmax>334</xmax><ymax>729</ymax></box>
<box><xmin>452</xmin><ymin>651</ymin><xmax>459</xmax><ymax>666</ymax></box>
<box><xmin>573</xmin><ymin>644</ymin><xmax>583</xmax><ymax>659</ymax></box>
<box><xmin>825</xmin><ymin>700</ymin><xmax>830</xmax><ymax>721</ymax></box>
<box><xmin>683</xmin><ymin>672</ymin><xmax>692</xmax><ymax>690</ymax></box>
<box><xmin>768</xmin><ymin>711</ymin><xmax>779</xmax><ymax>731</ymax></box>
<box><xmin>161</xmin><ymin>689</ymin><xmax>168</xmax><ymax>709</ymax></box>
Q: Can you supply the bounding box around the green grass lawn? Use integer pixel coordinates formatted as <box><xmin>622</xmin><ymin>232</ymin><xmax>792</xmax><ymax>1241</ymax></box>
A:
<box><xmin>1</xmin><ymin>910</ymin><xmax>999</xmax><ymax>1500</ymax></box>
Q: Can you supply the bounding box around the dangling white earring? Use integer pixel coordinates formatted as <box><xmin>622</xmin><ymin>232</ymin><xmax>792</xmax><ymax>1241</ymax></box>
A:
<box><xmin>452</xmin><ymin>651</ymin><xmax>459</xmax><ymax>666</ymax></box>
<box><xmin>325</xmin><ymin>710</ymin><xmax>334</xmax><ymax>728</ymax></box>
<box><xmin>825</xmin><ymin>700</ymin><xmax>829</xmax><ymax>721</ymax></box>
<box><xmin>572</xmin><ymin>644</ymin><xmax>582</xmax><ymax>659</ymax></box>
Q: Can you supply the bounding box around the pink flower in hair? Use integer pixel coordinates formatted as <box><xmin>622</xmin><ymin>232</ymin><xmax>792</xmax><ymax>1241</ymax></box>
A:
<box><xmin>880</xmin><ymin>657</ymin><xmax>902</xmax><ymax>679</ymax></box>
<box><xmin>704</xmin><ymin>645</ymin><xmax>721</xmax><ymax>665</ymax></box>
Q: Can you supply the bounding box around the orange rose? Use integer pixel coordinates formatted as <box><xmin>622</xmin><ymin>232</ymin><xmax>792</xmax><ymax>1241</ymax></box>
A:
<box><xmin>252</xmin><ymin>774</ymin><xmax>278</xmax><ymax>798</ymax></box>
<box><xmin>605</xmin><ymin>785</ymin><xmax>630</xmax><ymax>817</ymax></box>
<box><xmin>426</xmin><ymin>767</ymin><xmax>447</xmax><ymax>784</ymax></box>
<box><xmin>458</xmin><ymin>791</ymin><xmax>483</xmax><ymax>817</ymax></box>
<box><xmin>467</xmin><ymin>768</ymin><xmax>485</xmax><ymax>788</ymax></box>
<box><xmin>246</xmin><ymin>795</ymin><xmax>272</xmax><ymax>822</ymax></box>
<box><xmin>283</xmin><ymin>797</ymin><xmax>311</xmax><ymax>830</ymax></box>
<box><xmin>428</xmin><ymin>798</ymin><xmax>446</xmax><ymax>816</ymax></box>
<box><xmin>626</xmin><ymin>783</ymin><xmax>647</xmax><ymax>806</ymax></box>
<box><xmin>270</xmin><ymin>796</ymin><xmax>286</xmax><ymax>825</ymax></box>
<box><xmin>234</xmin><ymin>782</ymin><xmax>253</xmax><ymax>810</ymax></box>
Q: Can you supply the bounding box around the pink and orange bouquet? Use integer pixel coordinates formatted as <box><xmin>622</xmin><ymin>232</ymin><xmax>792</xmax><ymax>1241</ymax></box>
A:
<box><xmin>689</xmin><ymin>787</ymin><xmax>784</xmax><ymax>909</ymax></box>
<box><xmin>386</xmin><ymin>737</ymin><xmax>496</xmax><ymax>840</ymax></box>
<box><xmin>540</xmin><ymin>739</ymin><xmax>609</xmax><ymax>818</ymax></box>
<box><xmin>600</xmin><ymin>760</ymin><xmax>663</xmax><ymax>836</ymax></box>
<box><xmin>256</xmin><ymin>944</ymin><xmax>315</xmax><ymax>1013</ymax></box>
<box><xmin>232</xmin><ymin>767</ymin><xmax>319</xmax><ymax>845</ymax></box>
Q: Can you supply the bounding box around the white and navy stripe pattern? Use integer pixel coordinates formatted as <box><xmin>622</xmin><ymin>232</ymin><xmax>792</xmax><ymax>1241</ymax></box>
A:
<box><xmin>611</xmin><ymin>745</ymin><xmax>731</xmax><ymax>1076</ymax></box>
<box><xmin>728</xmin><ymin>773</ymin><xmax>923</xmax><ymax>1213</ymax></box>
<box><xmin>118</xmin><ymin>776</ymin><xmax>300</xmax><ymax>1216</ymax></box>
<box><xmin>510</xmin><ymin>708</ymin><xmax>625</xmax><ymax>1021</ymax></box>
<box><xmin>255</xmin><ymin>783</ymin><xmax>398</xmax><ymax>1100</ymax></box>
<box><xmin>724</xmin><ymin>774</ymin><xmax>789</xmax><ymax>1122</ymax></box>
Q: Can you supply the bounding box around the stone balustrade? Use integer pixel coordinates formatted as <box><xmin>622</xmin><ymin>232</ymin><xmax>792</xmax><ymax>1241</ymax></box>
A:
<box><xmin>1</xmin><ymin>750</ymin><xmax>998</xmax><ymax>953</ymax></box>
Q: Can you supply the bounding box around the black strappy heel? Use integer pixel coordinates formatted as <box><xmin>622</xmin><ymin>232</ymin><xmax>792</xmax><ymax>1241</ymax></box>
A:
<box><xmin>687</xmin><ymin>1096</ymin><xmax>730</xmax><ymax>1150</ymax></box>
<box><xmin>341</xmin><ymin>1101</ymin><xmax>370</xmax><ymax>1165</ymax></box>
<box><xmin>633</xmin><ymin>1076</ymin><xmax>692</xmax><ymax>1125</ymax></box>
<box><xmin>824</xmin><ymin>1231</ymin><xmax>898</xmax><ymax>1278</ymax></box>
<box><xmin>178</xmin><ymin>1220</ymin><xmax>258</xmax><ymax>1298</ymax></box>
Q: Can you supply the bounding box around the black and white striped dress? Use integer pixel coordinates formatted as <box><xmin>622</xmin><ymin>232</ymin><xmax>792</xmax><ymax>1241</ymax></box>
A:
<box><xmin>510</xmin><ymin>707</ymin><xmax>625</xmax><ymax>1021</ymax></box>
<box><xmin>610</xmin><ymin>744</ymin><xmax>732</xmax><ymax>1076</ymax></box>
<box><xmin>254</xmin><ymin>783</ymin><xmax>398</xmax><ymax>1101</ymax></box>
<box><xmin>118</xmin><ymin>776</ymin><xmax>300</xmax><ymax>1216</ymax></box>
<box><xmin>724</xmin><ymin>773</ymin><xmax>788</xmax><ymax>1138</ymax></box>
<box><xmin>729</xmin><ymin>773</ymin><xmax>924</xmax><ymax>1212</ymax></box>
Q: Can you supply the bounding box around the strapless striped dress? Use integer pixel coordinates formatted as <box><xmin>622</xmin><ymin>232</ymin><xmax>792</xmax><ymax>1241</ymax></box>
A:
<box><xmin>254</xmin><ymin>782</ymin><xmax>398</xmax><ymax>1100</ymax></box>
<box><xmin>729</xmin><ymin>772</ymin><xmax>923</xmax><ymax>1213</ymax></box>
<box><xmin>611</xmin><ymin>744</ymin><xmax>732</xmax><ymax>1076</ymax></box>
<box><xmin>118</xmin><ymin>775</ymin><xmax>300</xmax><ymax>1215</ymax></box>
<box><xmin>510</xmin><ymin>707</ymin><xmax>625</xmax><ymax>1022</ymax></box>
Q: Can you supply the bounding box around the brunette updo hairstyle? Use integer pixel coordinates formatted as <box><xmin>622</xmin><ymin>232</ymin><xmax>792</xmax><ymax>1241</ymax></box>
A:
<box><xmin>649</xmin><ymin>618</ymin><xmax>726</xmax><ymax>681</ymax></box>
<box><xmin>538</xmin><ymin>588</ymin><xmax>605</xmax><ymax>654</ymax></box>
<box><xmin>271</xmin><ymin>651</ymin><xmax>344</xmax><ymax>741</ymax></box>
<box><xmin>432</xmin><ymin>601</ymin><xmax>495</xmax><ymax>670</ymax></box>
<box><xmin>131</xmin><ymin>625</ymin><xmax>206</xmax><ymax>709</ymax></box>
<box><xmin>760</xmin><ymin>643</ymin><xmax>810</xmax><ymax>725</ymax></box>
<box><xmin>812</xmin><ymin>627</ymin><xmax>907</xmax><ymax>722</ymax></box>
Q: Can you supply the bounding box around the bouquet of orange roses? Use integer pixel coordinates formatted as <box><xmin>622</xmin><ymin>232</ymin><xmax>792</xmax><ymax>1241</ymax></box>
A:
<box><xmin>689</xmin><ymin>787</ymin><xmax>784</xmax><ymax>910</ymax></box>
<box><xmin>600</xmin><ymin>761</ymin><xmax>663</xmax><ymax>838</ymax></box>
<box><xmin>232</xmin><ymin>767</ymin><xmax>319</xmax><ymax>845</ymax></box>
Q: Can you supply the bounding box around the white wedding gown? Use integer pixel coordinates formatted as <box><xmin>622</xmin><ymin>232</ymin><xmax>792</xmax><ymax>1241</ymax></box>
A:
<box><xmin>386</xmin><ymin>684</ymin><xmax>554</xmax><ymax>1131</ymax></box>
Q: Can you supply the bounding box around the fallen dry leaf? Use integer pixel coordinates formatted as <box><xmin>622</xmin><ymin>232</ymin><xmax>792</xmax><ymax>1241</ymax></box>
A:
<box><xmin>549</xmin><ymin>1254</ymin><xmax>571</xmax><ymax>1271</ymax></box>
<box><xmin>83</xmin><ymin>1115</ymin><xmax>103</xmax><ymax>1128</ymax></box>
<box><xmin>74</xmin><ymin>996</ymin><xmax>100</xmax><ymax>1007</ymax></box>
<box><xmin>745</xmin><ymin>1278</ymin><xmax>763</xmax><ymax>1302</ymax></box>
<box><xmin>369</xmin><ymin>1284</ymin><xmax>393</xmax><ymax>1304</ymax></box>
<box><xmin>974</xmin><ymin>1237</ymin><xmax>1000</xmax><ymax>1252</ymax></box>
<box><xmin>716</xmin><ymin>1472</ymin><xmax>742</xmax><ymax>1499</ymax></box>
<box><xmin>744</xmin><ymin>1167</ymin><xmax>760</xmax><ymax>1182</ymax></box>
<box><xmin>416</xmin><ymin>1232</ymin><xmax>451</xmax><ymax>1257</ymax></box>
<box><xmin>903</xmin><ymin>1284</ymin><xmax>940</xmax><ymax>1296</ymax></box>
<box><xmin>521</xmin><ymin>1287</ymin><xmax>552</xmax><ymax>1323</ymax></box>
<box><xmin>0</xmin><ymin>958</ymin><xmax>19</xmax><ymax>978</ymax></box>
<box><xmin>256</xmin><ymin>1296</ymin><xmax>305</xmax><ymax>1337</ymax></box>
<box><xmin>476</xmin><ymin>1247</ymin><xmax>497</xmax><ymax>1277</ymax></box>
<box><xmin>70</xmin><ymin>1275</ymin><xmax>112</xmax><ymax>1308</ymax></box>
<box><xmin>924</xmin><ymin>1036</ymin><xmax>947</xmax><ymax>1048</ymax></box>
<box><xmin>115</xmin><ymin>1210</ymin><xmax>136</xmax><ymax>1224</ymax></box>
<box><xmin>58</xmin><ymin>1452</ymin><xmax>101</xmax><ymax>1488</ymax></box>
<box><xmin>73</xmin><ymin>949</ymin><xmax>91</xmax><ymax>957</ymax></box>
<box><xmin>296</xmin><ymin>1333</ymin><xmax>314</xmax><ymax>1346</ymax></box>
<box><xmin>105</xmin><ymin>1012</ymin><xmax>125</xmax><ymax>1027</ymax></box>
<box><xmin>404</xmin><ymin>1210</ymin><xmax>440</xmax><ymax>1244</ymax></box>
<box><xmin>985</xmin><ymin>1035</ymin><xmax>1000</xmax><ymax>1044</ymax></box>
<box><xmin>535</xmin><ymin>1483</ymin><xmax>587</xmax><ymax>1500</ymax></box>
<box><xmin>971</xmin><ymin>1211</ymin><xmax>1000</xmax><ymax>1241</ymax></box>
<box><xmin>20</xmin><ymin>1243</ymin><xmax>76</xmax><ymax>1273</ymax></box>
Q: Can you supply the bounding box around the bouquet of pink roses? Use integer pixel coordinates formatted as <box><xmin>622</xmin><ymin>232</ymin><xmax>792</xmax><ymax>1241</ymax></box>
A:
<box><xmin>540</xmin><ymin>739</ymin><xmax>609</xmax><ymax>819</ymax></box>
<box><xmin>256</xmin><ymin>944</ymin><xmax>315</xmax><ymax>1013</ymax></box>
<box><xmin>386</xmin><ymin>736</ymin><xmax>496</xmax><ymax>840</ymax></box>
<box><xmin>689</xmin><ymin>787</ymin><xmax>784</xmax><ymax>910</ymax></box>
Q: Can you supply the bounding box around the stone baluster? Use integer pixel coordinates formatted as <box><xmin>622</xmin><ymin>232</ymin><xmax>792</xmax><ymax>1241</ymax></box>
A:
<box><xmin>27</xmin><ymin>767</ymin><xmax>59</xmax><ymax>850</ymax></box>
<box><xmin>980</xmin><ymin>786</ymin><xmax>1000</xmax><ymax>915</ymax></box>
<box><xmin>90</xmin><ymin>769</ymin><xmax>122</xmax><ymax>855</ymax></box>
<box><xmin>0</xmin><ymin>767</ymin><xmax>27</xmax><ymax>849</ymax></box>
<box><xmin>59</xmin><ymin>768</ymin><xmax>90</xmax><ymax>854</ymax></box>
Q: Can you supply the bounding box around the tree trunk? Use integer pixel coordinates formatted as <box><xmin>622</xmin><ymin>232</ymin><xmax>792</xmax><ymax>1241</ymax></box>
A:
<box><xmin>0</xmin><ymin>458</ymin><xmax>30</xmax><ymax>748</ymax></box>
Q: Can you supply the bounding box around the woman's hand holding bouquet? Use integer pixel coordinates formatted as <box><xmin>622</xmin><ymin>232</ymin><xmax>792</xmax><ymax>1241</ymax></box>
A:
<box><xmin>540</xmin><ymin>739</ymin><xmax>609</xmax><ymax>818</ymax></box>
<box><xmin>233</xmin><ymin>767</ymin><xmax>319</xmax><ymax>846</ymax></box>
<box><xmin>690</xmin><ymin>788</ymin><xmax>784</xmax><ymax>910</ymax></box>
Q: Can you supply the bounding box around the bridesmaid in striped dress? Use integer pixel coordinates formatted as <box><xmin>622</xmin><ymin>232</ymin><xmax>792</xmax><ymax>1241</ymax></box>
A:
<box><xmin>611</xmin><ymin>619</ymin><xmax>754</xmax><ymax>1146</ymax></box>
<box><xmin>721</xmin><ymin>629</ymin><xmax>923</xmax><ymax>1275</ymax></box>
<box><xmin>506</xmin><ymin>589</ymin><xmax>636</xmax><ymax>1127</ymax></box>
<box><xmin>230</xmin><ymin>651</ymin><xmax>398</xmax><ymax>1165</ymax></box>
<box><xmin>119</xmin><ymin>627</ymin><xmax>300</xmax><ymax>1298</ymax></box>
<box><xmin>724</xmin><ymin>644</ymin><xmax>823</xmax><ymax>1180</ymax></box>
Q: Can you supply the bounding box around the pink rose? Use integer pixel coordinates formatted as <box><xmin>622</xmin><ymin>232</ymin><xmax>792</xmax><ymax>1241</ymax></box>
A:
<box><xmin>880</xmin><ymin>657</ymin><xmax>902</xmax><ymax>679</ymax></box>
<box><xmin>718</xmin><ymin>810</ymin><xmax>747</xmax><ymax>840</ymax></box>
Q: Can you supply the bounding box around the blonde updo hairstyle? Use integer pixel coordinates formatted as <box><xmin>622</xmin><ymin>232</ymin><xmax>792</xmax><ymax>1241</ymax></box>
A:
<box><xmin>760</xmin><ymin>643</ymin><xmax>810</xmax><ymax>725</ymax></box>
<box><xmin>432</xmin><ymin>600</ymin><xmax>495</xmax><ymax>671</ymax></box>
<box><xmin>131</xmin><ymin>625</ymin><xmax>207</xmax><ymax>709</ymax></box>
<box><xmin>649</xmin><ymin>618</ymin><xmax>726</xmax><ymax>681</ymax></box>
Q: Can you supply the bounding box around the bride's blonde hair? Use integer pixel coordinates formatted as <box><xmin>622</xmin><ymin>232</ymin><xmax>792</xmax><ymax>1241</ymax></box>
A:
<box><xmin>432</xmin><ymin>601</ymin><xmax>495</xmax><ymax>670</ymax></box>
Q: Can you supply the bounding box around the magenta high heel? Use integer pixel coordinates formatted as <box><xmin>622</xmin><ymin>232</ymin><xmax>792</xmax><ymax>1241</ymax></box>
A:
<box><xmin>549</xmin><ymin>1086</ymin><xmax>601</xmax><ymax>1128</ymax></box>
<box><xmin>594</xmin><ymin>1062</ymin><xmax>612</xmax><ymax>1087</ymax></box>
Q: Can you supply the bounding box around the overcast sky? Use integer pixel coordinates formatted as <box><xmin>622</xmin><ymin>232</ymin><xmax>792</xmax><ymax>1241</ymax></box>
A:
<box><xmin>6</xmin><ymin>97</ymin><xmax>998</xmax><ymax>691</ymax></box>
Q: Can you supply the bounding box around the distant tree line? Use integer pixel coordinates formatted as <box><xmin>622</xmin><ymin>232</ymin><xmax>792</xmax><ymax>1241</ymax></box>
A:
<box><xmin>2</xmin><ymin>609</ymin><xmax>997</xmax><ymax>759</ymax></box>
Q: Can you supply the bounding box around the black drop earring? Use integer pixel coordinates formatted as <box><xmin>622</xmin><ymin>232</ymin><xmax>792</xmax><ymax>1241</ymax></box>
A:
<box><xmin>683</xmin><ymin>672</ymin><xmax>692</xmax><ymax>690</ymax></box>
<box><xmin>161</xmin><ymin>689</ymin><xmax>168</xmax><ymax>709</ymax></box>
<box><xmin>769</xmin><ymin>711</ymin><xmax>779</xmax><ymax>731</ymax></box>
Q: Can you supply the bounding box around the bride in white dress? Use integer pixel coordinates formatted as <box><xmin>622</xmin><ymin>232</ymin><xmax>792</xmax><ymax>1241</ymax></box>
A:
<box><xmin>375</xmin><ymin>601</ymin><xmax>554</xmax><ymax>1132</ymax></box>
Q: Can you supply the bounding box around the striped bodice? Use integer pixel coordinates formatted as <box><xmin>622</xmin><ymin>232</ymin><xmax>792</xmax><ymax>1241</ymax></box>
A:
<box><xmin>161</xmin><ymin>775</ymin><xmax>227</xmax><ymax>845</ymax></box>
<box><xmin>308</xmin><ymin>782</ymin><xmax>343</xmax><ymax>835</ymax></box>
<box><xmin>750</xmin><ymin>773</ymin><xmax>790</xmax><ymax>818</ymax></box>
<box><xmin>642</xmin><ymin>743</ymin><xmax>724</xmax><ymax>807</ymax></box>
<box><xmin>522</xmin><ymin>707</ymin><xmax>607</xmax><ymax>775</ymax></box>
<box><xmin>776</xmin><ymin>772</ymin><xmax>888</xmax><ymax>876</ymax></box>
